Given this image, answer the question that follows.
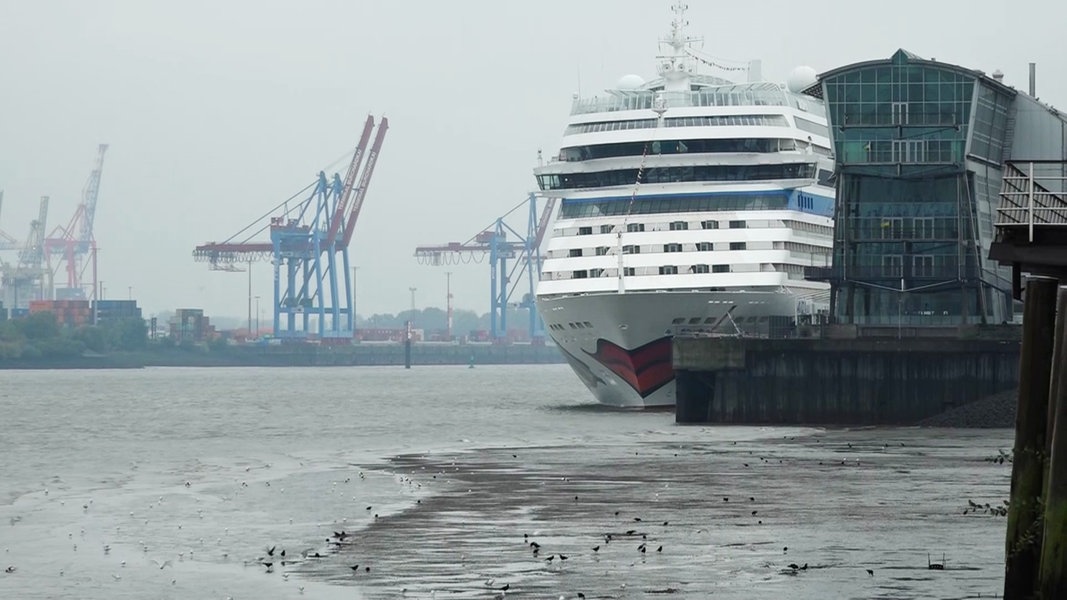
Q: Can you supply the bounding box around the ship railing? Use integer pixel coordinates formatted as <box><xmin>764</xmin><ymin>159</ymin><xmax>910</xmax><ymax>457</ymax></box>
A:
<box><xmin>570</xmin><ymin>87</ymin><xmax>790</xmax><ymax>116</ymax></box>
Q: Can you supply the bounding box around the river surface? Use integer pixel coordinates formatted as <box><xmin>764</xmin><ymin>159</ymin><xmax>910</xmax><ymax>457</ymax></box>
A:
<box><xmin>0</xmin><ymin>365</ymin><xmax>1013</xmax><ymax>599</ymax></box>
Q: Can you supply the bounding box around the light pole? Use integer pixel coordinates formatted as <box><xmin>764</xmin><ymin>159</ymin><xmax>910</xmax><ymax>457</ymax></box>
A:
<box><xmin>446</xmin><ymin>271</ymin><xmax>453</xmax><ymax>341</ymax></box>
<box><xmin>247</xmin><ymin>258</ymin><xmax>253</xmax><ymax>335</ymax></box>
<box><xmin>352</xmin><ymin>266</ymin><xmax>359</xmax><ymax>330</ymax></box>
<box><xmin>409</xmin><ymin>287</ymin><xmax>417</xmax><ymax>313</ymax></box>
<box><xmin>255</xmin><ymin>295</ymin><xmax>260</xmax><ymax>338</ymax></box>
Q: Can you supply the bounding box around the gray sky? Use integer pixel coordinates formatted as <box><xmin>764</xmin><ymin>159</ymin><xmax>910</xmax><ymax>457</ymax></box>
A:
<box><xmin>1</xmin><ymin>0</ymin><xmax>1064</xmax><ymax>321</ymax></box>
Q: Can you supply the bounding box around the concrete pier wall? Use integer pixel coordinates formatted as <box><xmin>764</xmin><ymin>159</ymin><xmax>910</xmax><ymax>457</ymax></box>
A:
<box><xmin>674</xmin><ymin>332</ymin><xmax>1020</xmax><ymax>425</ymax></box>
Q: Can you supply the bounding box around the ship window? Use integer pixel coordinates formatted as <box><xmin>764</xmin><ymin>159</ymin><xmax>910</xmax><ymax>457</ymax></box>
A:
<box><xmin>688</xmin><ymin>317</ymin><xmax>702</xmax><ymax>325</ymax></box>
<box><xmin>595</xmin><ymin>246</ymin><xmax>609</xmax><ymax>256</ymax></box>
<box><xmin>659</xmin><ymin>266</ymin><xmax>679</xmax><ymax>275</ymax></box>
<box><xmin>578</xmin><ymin>226</ymin><xmax>593</xmax><ymax>235</ymax></box>
<box><xmin>730</xmin><ymin>242</ymin><xmax>747</xmax><ymax>250</ymax></box>
<box><xmin>589</xmin><ymin>268</ymin><xmax>604</xmax><ymax>278</ymax></box>
<box><xmin>623</xmin><ymin>267</ymin><xmax>636</xmax><ymax>276</ymax></box>
<box><xmin>672</xmin><ymin>317</ymin><xmax>686</xmax><ymax>324</ymax></box>
<box><xmin>817</xmin><ymin>168</ymin><xmax>835</xmax><ymax>186</ymax></box>
<box><xmin>583</xmin><ymin>321</ymin><xmax>593</xmax><ymax>328</ymax></box>
<box><xmin>558</xmin><ymin>193</ymin><xmax>793</xmax><ymax>219</ymax></box>
<box><xmin>600</xmin><ymin>224</ymin><xmax>614</xmax><ymax>234</ymax></box>
<box><xmin>669</xmin><ymin>221</ymin><xmax>689</xmax><ymax>231</ymax></box>
<box><xmin>627</xmin><ymin>223</ymin><xmax>645</xmax><ymax>232</ymax></box>
<box><xmin>664</xmin><ymin>243</ymin><xmax>683</xmax><ymax>253</ymax></box>
<box><xmin>573</xmin><ymin>270</ymin><xmax>588</xmax><ymax>279</ymax></box>
<box><xmin>568</xmin><ymin>248</ymin><xmax>583</xmax><ymax>257</ymax></box>
<box><xmin>569</xmin><ymin>323</ymin><xmax>578</xmax><ymax>329</ymax></box>
<box><xmin>693</xmin><ymin>264</ymin><xmax>710</xmax><ymax>273</ymax></box>
<box><xmin>729</xmin><ymin>220</ymin><xmax>747</xmax><ymax>229</ymax></box>
<box><xmin>697</xmin><ymin>242</ymin><xmax>713</xmax><ymax>252</ymax></box>
<box><xmin>794</xmin><ymin>117</ymin><xmax>829</xmax><ymax>138</ymax></box>
<box><xmin>540</xmin><ymin>163</ymin><xmax>816</xmax><ymax>192</ymax></box>
<box><xmin>713</xmin><ymin>264</ymin><xmax>730</xmax><ymax>273</ymax></box>
<box><xmin>701</xmin><ymin>220</ymin><xmax>719</xmax><ymax>230</ymax></box>
<box><xmin>622</xmin><ymin>245</ymin><xmax>640</xmax><ymax>254</ymax></box>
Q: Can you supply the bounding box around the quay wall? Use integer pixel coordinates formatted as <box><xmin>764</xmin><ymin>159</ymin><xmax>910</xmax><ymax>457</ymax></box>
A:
<box><xmin>673</xmin><ymin>330</ymin><xmax>1020</xmax><ymax>425</ymax></box>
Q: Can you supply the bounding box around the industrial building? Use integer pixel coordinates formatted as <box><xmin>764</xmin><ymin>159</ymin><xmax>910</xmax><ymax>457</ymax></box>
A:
<box><xmin>804</xmin><ymin>50</ymin><xmax>1067</xmax><ymax>325</ymax></box>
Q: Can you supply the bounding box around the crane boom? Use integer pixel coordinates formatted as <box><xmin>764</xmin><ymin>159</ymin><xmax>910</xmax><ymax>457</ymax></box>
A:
<box><xmin>0</xmin><ymin>190</ymin><xmax>17</xmax><ymax>251</ymax></box>
<box><xmin>325</xmin><ymin>116</ymin><xmax>376</xmax><ymax>246</ymax></box>
<box><xmin>80</xmin><ymin>144</ymin><xmax>108</xmax><ymax>242</ymax></box>
<box><xmin>533</xmin><ymin>197</ymin><xmax>556</xmax><ymax>250</ymax></box>
<box><xmin>341</xmin><ymin>117</ymin><xmax>388</xmax><ymax>247</ymax></box>
<box><xmin>18</xmin><ymin>196</ymin><xmax>49</xmax><ymax>270</ymax></box>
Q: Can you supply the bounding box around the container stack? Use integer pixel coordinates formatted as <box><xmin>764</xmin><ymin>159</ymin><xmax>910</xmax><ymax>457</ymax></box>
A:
<box><xmin>170</xmin><ymin>308</ymin><xmax>215</xmax><ymax>342</ymax></box>
<box><xmin>28</xmin><ymin>299</ymin><xmax>92</xmax><ymax>328</ymax></box>
<box><xmin>92</xmin><ymin>299</ymin><xmax>142</xmax><ymax>324</ymax></box>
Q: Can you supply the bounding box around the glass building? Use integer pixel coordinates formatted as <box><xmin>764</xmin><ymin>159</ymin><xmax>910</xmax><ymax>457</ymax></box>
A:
<box><xmin>804</xmin><ymin>49</ymin><xmax>1067</xmax><ymax>325</ymax></box>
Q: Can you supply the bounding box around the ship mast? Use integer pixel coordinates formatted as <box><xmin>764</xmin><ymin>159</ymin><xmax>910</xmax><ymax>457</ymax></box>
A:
<box><xmin>656</xmin><ymin>2</ymin><xmax>701</xmax><ymax>92</ymax></box>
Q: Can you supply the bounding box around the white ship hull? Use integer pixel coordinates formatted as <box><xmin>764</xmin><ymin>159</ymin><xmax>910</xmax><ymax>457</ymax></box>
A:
<box><xmin>538</xmin><ymin>289</ymin><xmax>802</xmax><ymax>408</ymax></box>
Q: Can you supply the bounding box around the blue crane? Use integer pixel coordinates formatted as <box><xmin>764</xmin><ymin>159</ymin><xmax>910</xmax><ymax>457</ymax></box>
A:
<box><xmin>414</xmin><ymin>193</ymin><xmax>555</xmax><ymax>341</ymax></box>
<box><xmin>193</xmin><ymin>116</ymin><xmax>388</xmax><ymax>341</ymax></box>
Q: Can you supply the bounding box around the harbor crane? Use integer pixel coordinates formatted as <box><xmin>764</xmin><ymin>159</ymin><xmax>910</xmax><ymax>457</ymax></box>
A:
<box><xmin>414</xmin><ymin>193</ymin><xmax>555</xmax><ymax>341</ymax></box>
<box><xmin>43</xmin><ymin>144</ymin><xmax>108</xmax><ymax>300</ymax></box>
<box><xmin>0</xmin><ymin>191</ymin><xmax>21</xmax><ymax>252</ymax></box>
<box><xmin>1</xmin><ymin>196</ymin><xmax>49</xmax><ymax>309</ymax></box>
<box><xmin>193</xmin><ymin>115</ymin><xmax>388</xmax><ymax>341</ymax></box>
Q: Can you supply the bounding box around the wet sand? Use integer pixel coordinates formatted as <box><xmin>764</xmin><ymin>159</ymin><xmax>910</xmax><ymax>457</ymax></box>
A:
<box><xmin>293</xmin><ymin>427</ymin><xmax>1012</xmax><ymax>599</ymax></box>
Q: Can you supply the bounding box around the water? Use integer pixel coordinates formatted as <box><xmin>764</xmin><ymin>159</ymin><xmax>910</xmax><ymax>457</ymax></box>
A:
<box><xmin>0</xmin><ymin>365</ymin><xmax>1013</xmax><ymax>599</ymax></box>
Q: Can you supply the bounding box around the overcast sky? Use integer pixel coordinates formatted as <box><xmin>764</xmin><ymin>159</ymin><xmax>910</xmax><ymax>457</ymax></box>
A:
<box><xmin>1</xmin><ymin>0</ymin><xmax>1064</xmax><ymax>321</ymax></box>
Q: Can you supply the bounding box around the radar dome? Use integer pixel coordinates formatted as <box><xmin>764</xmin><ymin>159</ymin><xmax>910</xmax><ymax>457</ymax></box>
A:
<box><xmin>786</xmin><ymin>66</ymin><xmax>818</xmax><ymax>93</ymax></box>
<box><xmin>616</xmin><ymin>74</ymin><xmax>646</xmax><ymax>90</ymax></box>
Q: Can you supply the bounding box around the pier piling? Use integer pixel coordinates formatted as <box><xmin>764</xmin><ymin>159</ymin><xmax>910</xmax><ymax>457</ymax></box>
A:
<box><xmin>1004</xmin><ymin>277</ymin><xmax>1058</xmax><ymax>599</ymax></box>
<box><xmin>1039</xmin><ymin>286</ymin><xmax>1067</xmax><ymax>599</ymax></box>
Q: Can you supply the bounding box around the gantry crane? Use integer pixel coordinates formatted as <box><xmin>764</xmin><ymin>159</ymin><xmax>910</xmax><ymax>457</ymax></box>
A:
<box><xmin>414</xmin><ymin>193</ymin><xmax>555</xmax><ymax>341</ymax></box>
<box><xmin>193</xmin><ymin>116</ymin><xmax>388</xmax><ymax>341</ymax></box>
<box><xmin>0</xmin><ymin>191</ymin><xmax>20</xmax><ymax>252</ymax></box>
<box><xmin>1</xmin><ymin>196</ymin><xmax>49</xmax><ymax>310</ymax></box>
<box><xmin>43</xmin><ymin>144</ymin><xmax>108</xmax><ymax>300</ymax></box>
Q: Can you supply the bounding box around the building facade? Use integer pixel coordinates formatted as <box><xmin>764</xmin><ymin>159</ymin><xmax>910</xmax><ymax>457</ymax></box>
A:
<box><xmin>804</xmin><ymin>49</ymin><xmax>1067</xmax><ymax>325</ymax></box>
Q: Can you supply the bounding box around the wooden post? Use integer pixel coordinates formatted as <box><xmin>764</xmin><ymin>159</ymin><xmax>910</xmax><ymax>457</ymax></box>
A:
<box><xmin>1039</xmin><ymin>286</ymin><xmax>1067</xmax><ymax>598</ymax></box>
<box><xmin>1005</xmin><ymin>277</ymin><xmax>1058</xmax><ymax>599</ymax></box>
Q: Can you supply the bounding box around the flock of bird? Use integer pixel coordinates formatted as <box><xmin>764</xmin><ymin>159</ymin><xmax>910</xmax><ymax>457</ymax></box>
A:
<box><xmin>1</xmin><ymin>436</ymin><xmax>995</xmax><ymax>598</ymax></box>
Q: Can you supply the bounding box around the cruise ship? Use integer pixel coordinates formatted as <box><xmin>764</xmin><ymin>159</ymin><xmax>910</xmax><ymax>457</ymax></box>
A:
<box><xmin>533</xmin><ymin>3</ymin><xmax>836</xmax><ymax>408</ymax></box>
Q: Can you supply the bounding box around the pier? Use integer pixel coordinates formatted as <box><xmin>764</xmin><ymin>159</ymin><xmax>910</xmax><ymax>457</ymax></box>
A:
<box><xmin>673</xmin><ymin>325</ymin><xmax>1019</xmax><ymax>425</ymax></box>
<box><xmin>988</xmin><ymin>160</ymin><xmax>1067</xmax><ymax>599</ymax></box>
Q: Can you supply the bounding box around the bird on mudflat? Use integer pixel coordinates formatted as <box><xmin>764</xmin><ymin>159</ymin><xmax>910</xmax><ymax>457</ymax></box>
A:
<box><xmin>866</xmin><ymin>569</ymin><xmax>874</xmax><ymax>576</ymax></box>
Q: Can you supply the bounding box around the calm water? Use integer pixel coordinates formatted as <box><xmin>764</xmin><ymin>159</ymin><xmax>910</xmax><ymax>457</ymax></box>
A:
<box><xmin>0</xmin><ymin>365</ymin><xmax>1013</xmax><ymax>599</ymax></box>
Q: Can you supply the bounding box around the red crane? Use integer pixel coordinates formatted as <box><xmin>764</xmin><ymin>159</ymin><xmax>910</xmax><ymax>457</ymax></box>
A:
<box><xmin>43</xmin><ymin>144</ymin><xmax>108</xmax><ymax>300</ymax></box>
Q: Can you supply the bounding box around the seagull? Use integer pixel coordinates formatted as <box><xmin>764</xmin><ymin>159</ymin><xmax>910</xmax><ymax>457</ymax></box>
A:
<box><xmin>592</xmin><ymin>546</ymin><xmax>600</xmax><ymax>552</ymax></box>
<box><xmin>152</xmin><ymin>559</ymin><xmax>172</xmax><ymax>570</ymax></box>
<box><xmin>266</xmin><ymin>546</ymin><xmax>276</xmax><ymax>557</ymax></box>
<box><xmin>866</xmin><ymin>569</ymin><xmax>874</xmax><ymax>576</ymax></box>
<box><xmin>350</xmin><ymin>564</ymin><xmax>360</xmax><ymax>572</ymax></box>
